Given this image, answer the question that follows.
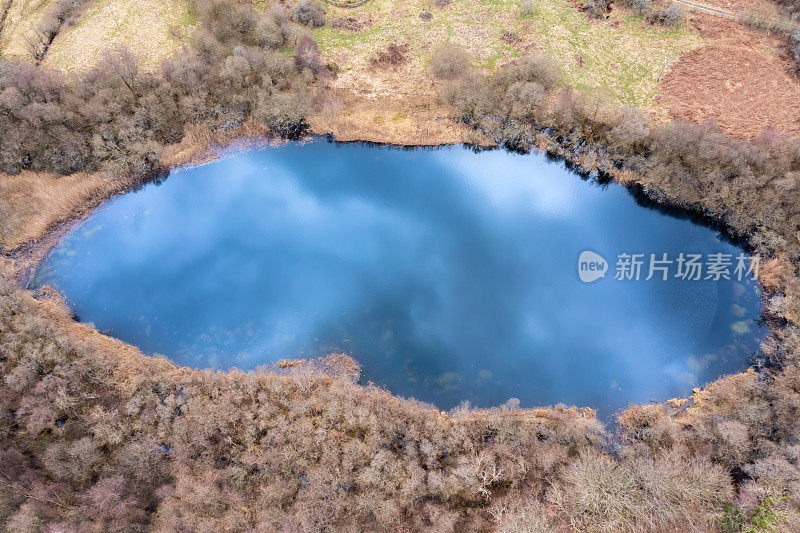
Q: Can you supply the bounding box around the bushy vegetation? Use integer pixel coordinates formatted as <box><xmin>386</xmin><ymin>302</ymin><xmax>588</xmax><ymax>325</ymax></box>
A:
<box><xmin>646</xmin><ymin>3</ymin><xmax>684</xmax><ymax>27</ymax></box>
<box><xmin>7</xmin><ymin>248</ymin><xmax>800</xmax><ymax>531</ymax></box>
<box><xmin>616</xmin><ymin>0</ymin><xmax>683</xmax><ymax>27</ymax></box>
<box><xmin>777</xmin><ymin>0</ymin><xmax>800</xmax><ymax>21</ymax></box>
<box><xmin>0</xmin><ymin>259</ymin><xmax>617</xmax><ymax>530</ymax></box>
<box><xmin>619</xmin><ymin>0</ymin><xmax>651</xmax><ymax>16</ymax></box>
<box><xmin>3</xmin><ymin>9</ymin><xmax>800</xmax><ymax>532</ymax></box>
<box><xmin>442</xmin><ymin>51</ymin><xmax>800</xmax><ymax>258</ymax></box>
<box><xmin>0</xmin><ymin>0</ymin><xmax>316</xmax><ymax>178</ymax></box>
<box><xmin>429</xmin><ymin>44</ymin><xmax>471</xmax><ymax>80</ymax></box>
<box><xmin>292</xmin><ymin>0</ymin><xmax>326</xmax><ymax>28</ymax></box>
<box><xmin>431</xmin><ymin>47</ymin><xmax>800</xmax><ymax>528</ymax></box>
<box><xmin>519</xmin><ymin>0</ymin><xmax>537</xmax><ymax>17</ymax></box>
<box><xmin>2</xmin><ymin>251</ymin><xmax>800</xmax><ymax>530</ymax></box>
<box><xmin>585</xmin><ymin>0</ymin><xmax>610</xmax><ymax>19</ymax></box>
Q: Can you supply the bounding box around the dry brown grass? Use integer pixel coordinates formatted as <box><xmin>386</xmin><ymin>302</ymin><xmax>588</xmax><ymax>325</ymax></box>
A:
<box><xmin>158</xmin><ymin>118</ymin><xmax>280</xmax><ymax>169</ymax></box>
<box><xmin>313</xmin><ymin>0</ymin><xmax>700</xmax><ymax>106</ymax></box>
<box><xmin>0</xmin><ymin>116</ymin><xmax>289</xmax><ymax>259</ymax></box>
<box><xmin>546</xmin><ymin>449</ymin><xmax>733</xmax><ymax>532</ymax></box>
<box><xmin>0</xmin><ymin>170</ymin><xmax>126</xmax><ymax>251</ymax></box>
<box><xmin>0</xmin><ymin>0</ymin><xmax>193</xmax><ymax>69</ymax></box>
<box><xmin>655</xmin><ymin>12</ymin><xmax>800</xmax><ymax>138</ymax></box>
<box><xmin>307</xmin><ymin>87</ymin><xmax>481</xmax><ymax>145</ymax></box>
<box><xmin>0</xmin><ymin>0</ymin><xmax>54</xmax><ymax>60</ymax></box>
<box><xmin>43</xmin><ymin>0</ymin><xmax>194</xmax><ymax>72</ymax></box>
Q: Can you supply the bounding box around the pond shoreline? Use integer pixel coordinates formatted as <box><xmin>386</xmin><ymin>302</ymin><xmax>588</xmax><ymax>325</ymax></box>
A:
<box><xmin>7</xmin><ymin>123</ymin><xmax>759</xmax><ymax>285</ymax></box>
<box><xmin>32</xmin><ymin>141</ymin><xmax>765</xmax><ymax>417</ymax></box>
<box><xmin>3</xmin><ymin>117</ymin><xmax>782</xmax><ymax>421</ymax></box>
<box><xmin>4</xmin><ymin>112</ymin><xmax>800</xmax><ymax>530</ymax></box>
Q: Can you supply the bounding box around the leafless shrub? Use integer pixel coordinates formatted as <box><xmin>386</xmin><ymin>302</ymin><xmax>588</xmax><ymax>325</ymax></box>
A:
<box><xmin>646</xmin><ymin>3</ymin><xmax>683</xmax><ymax>27</ymax></box>
<box><xmin>258</xmin><ymin>91</ymin><xmax>308</xmax><ymax>138</ymax></box>
<box><xmin>548</xmin><ymin>449</ymin><xmax>733</xmax><ymax>531</ymax></box>
<box><xmin>292</xmin><ymin>0</ymin><xmax>326</xmax><ymax>28</ymax></box>
<box><xmin>520</xmin><ymin>0</ymin><xmax>537</xmax><ymax>16</ymax></box>
<box><xmin>491</xmin><ymin>498</ymin><xmax>552</xmax><ymax>532</ymax></box>
<box><xmin>585</xmin><ymin>0</ymin><xmax>610</xmax><ymax>18</ymax></box>
<box><xmin>254</xmin><ymin>16</ymin><xmax>285</xmax><ymax>49</ymax></box>
<box><xmin>618</xmin><ymin>0</ymin><xmax>651</xmax><ymax>15</ymax></box>
<box><xmin>492</xmin><ymin>53</ymin><xmax>563</xmax><ymax>91</ymax></box>
<box><xmin>294</xmin><ymin>34</ymin><xmax>322</xmax><ymax>74</ymax></box>
<box><xmin>442</xmin><ymin>72</ymin><xmax>491</xmax><ymax>122</ymax></box>
<box><xmin>503</xmin><ymin>81</ymin><xmax>547</xmax><ymax>121</ymax></box>
<box><xmin>429</xmin><ymin>43</ymin><xmax>471</xmax><ymax>79</ymax></box>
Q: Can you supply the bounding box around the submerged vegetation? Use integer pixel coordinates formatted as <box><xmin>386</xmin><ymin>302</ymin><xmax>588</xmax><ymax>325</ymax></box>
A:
<box><xmin>1</xmin><ymin>0</ymin><xmax>800</xmax><ymax>530</ymax></box>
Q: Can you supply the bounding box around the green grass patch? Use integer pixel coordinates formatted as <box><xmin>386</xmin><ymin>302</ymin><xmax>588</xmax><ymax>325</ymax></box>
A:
<box><xmin>313</xmin><ymin>0</ymin><xmax>701</xmax><ymax>109</ymax></box>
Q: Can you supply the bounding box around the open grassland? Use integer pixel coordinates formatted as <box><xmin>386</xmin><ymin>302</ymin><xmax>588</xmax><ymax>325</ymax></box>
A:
<box><xmin>4</xmin><ymin>0</ymin><xmax>798</xmax><ymax>137</ymax></box>
<box><xmin>310</xmin><ymin>0</ymin><xmax>800</xmax><ymax>139</ymax></box>
<box><xmin>0</xmin><ymin>0</ymin><xmax>195</xmax><ymax>70</ymax></box>
<box><xmin>0</xmin><ymin>0</ymin><xmax>54</xmax><ymax>60</ymax></box>
<box><xmin>44</xmin><ymin>0</ymin><xmax>195</xmax><ymax>72</ymax></box>
<box><xmin>313</xmin><ymin>0</ymin><xmax>701</xmax><ymax>109</ymax></box>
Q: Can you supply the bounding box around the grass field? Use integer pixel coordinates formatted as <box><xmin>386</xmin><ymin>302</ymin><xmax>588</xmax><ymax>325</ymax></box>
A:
<box><xmin>0</xmin><ymin>0</ymin><xmax>195</xmax><ymax>70</ymax></box>
<box><xmin>313</xmin><ymin>0</ymin><xmax>702</xmax><ymax>109</ymax></box>
<box><xmin>1</xmin><ymin>0</ymin><xmax>698</xmax><ymax>108</ymax></box>
<box><xmin>45</xmin><ymin>0</ymin><xmax>195</xmax><ymax>71</ymax></box>
<box><xmin>3</xmin><ymin>0</ymin><xmax>793</xmax><ymax>137</ymax></box>
<box><xmin>0</xmin><ymin>0</ymin><xmax>54</xmax><ymax>60</ymax></box>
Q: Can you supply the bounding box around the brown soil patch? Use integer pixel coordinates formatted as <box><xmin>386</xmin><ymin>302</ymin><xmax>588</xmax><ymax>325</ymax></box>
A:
<box><xmin>330</xmin><ymin>15</ymin><xmax>372</xmax><ymax>31</ymax></box>
<box><xmin>656</xmin><ymin>13</ymin><xmax>800</xmax><ymax>138</ymax></box>
<box><xmin>370</xmin><ymin>42</ymin><xmax>409</xmax><ymax>68</ymax></box>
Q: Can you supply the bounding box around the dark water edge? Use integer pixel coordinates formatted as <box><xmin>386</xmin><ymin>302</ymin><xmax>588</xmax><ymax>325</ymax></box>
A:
<box><xmin>29</xmin><ymin>139</ymin><xmax>767</xmax><ymax>419</ymax></box>
<box><xmin>326</xmin><ymin>134</ymin><xmax>756</xmax><ymax>252</ymax></box>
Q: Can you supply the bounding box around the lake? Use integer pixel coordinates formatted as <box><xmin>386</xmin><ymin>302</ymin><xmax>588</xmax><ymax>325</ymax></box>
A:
<box><xmin>32</xmin><ymin>140</ymin><xmax>765</xmax><ymax>417</ymax></box>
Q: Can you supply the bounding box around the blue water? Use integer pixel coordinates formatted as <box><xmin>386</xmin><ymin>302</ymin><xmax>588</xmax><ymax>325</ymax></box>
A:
<box><xmin>32</xmin><ymin>141</ymin><xmax>765</xmax><ymax>417</ymax></box>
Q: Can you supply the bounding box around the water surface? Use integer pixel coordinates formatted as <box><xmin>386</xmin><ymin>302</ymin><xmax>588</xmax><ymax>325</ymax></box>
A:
<box><xmin>33</xmin><ymin>141</ymin><xmax>765</xmax><ymax>417</ymax></box>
